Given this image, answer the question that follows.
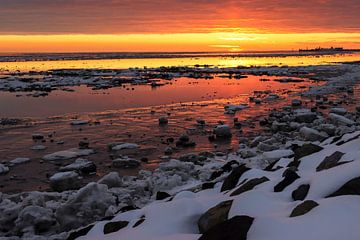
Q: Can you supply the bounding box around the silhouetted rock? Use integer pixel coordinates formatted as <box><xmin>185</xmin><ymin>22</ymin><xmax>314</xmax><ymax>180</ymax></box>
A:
<box><xmin>292</xmin><ymin>184</ymin><xmax>310</xmax><ymax>201</ymax></box>
<box><xmin>326</xmin><ymin>177</ymin><xmax>360</xmax><ymax>197</ymax></box>
<box><xmin>316</xmin><ymin>151</ymin><xmax>346</xmax><ymax>171</ymax></box>
<box><xmin>198</xmin><ymin>200</ymin><xmax>233</xmax><ymax>234</ymax></box>
<box><xmin>221</xmin><ymin>164</ymin><xmax>250</xmax><ymax>192</ymax></box>
<box><xmin>103</xmin><ymin>221</ymin><xmax>129</xmax><ymax>234</ymax></box>
<box><xmin>290</xmin><ymin>200</ymin><xmax>319</xmax><ymax>217</ymax></box>
<box><xmin>230</xmin><ymin>177</ymin><xmax>269</xmax><ymax>196</ymax></box>
<box><xmin>199</xmin><ymin>215</ymin><xmax>254</xmax><ymax>240</ymax></box>
<box><xmin>274</xmin><ymin>168</ymin><xmax>300</xmax><ymax>192</ymax></box>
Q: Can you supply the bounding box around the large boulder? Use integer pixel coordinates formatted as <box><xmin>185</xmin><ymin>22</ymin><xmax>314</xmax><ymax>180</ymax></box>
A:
<box><xmin>198</xmin><ymin>200</ymin><xmax>233</xmax><ymax>234</ymax></box>
<box><xmin>199</xmin><ymin>216</ymin><xmax>254</xmax><ymax>240</ymax></box>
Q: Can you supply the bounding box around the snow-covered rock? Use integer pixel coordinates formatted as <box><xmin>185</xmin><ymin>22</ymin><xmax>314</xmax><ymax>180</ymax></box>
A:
<box><xmin>49</xmin><ymin>171</ymin><xmax>80</xmax><ymax>192</ymax></box>
<box><xmin>43</xmin><ymin>148</ymin><xmax>95</xmax><ymax>161</ymax></box>
<box><xmin>0</xmin><ymin>164</ymin><xmax>9</xmax><ymax>174</ymax></box>
<box><xmin>108</xmin><ymin>143</ymin><xmax>139</xmax><ymax>151</ymax></box>
<box><xmin>59</xmin><ymin>158</ymin><xmax>96</xmax><ymax>174</ymax></box>
<box><xmin>9</xmin><ymin>157</ymin><xmax>31</xmax><ymax>166</ymax></box>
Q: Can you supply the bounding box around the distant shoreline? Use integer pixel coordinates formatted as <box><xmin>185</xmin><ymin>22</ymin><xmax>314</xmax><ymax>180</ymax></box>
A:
<box><xmin>0</xmin><ymin>50</ymin><xmax>359</xmax><ymax>62</ymax></box>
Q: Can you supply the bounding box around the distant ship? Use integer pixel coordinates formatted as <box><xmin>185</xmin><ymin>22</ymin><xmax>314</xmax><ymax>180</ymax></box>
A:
<box><xmin>299</xmin><ymin>47</ymin><xmax>345</xmax><ymax>52</ymax></box>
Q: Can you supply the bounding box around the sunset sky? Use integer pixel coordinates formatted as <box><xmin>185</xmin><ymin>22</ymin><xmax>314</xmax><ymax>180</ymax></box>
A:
<box><xmin>0</xmin><ymin>0</ymin><xmax>359</xmax><ymax>52</ymax></box>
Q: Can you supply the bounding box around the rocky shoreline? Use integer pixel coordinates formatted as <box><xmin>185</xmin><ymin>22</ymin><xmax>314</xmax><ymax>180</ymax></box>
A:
<box><xmin>1</xmin><ymin>62</ymin><xmax>360</xmax><ymax>239</ymax></box>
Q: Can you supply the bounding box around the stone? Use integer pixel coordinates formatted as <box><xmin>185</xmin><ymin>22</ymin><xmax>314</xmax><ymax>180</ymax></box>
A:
<box><xmin>50</xmin><ymin>171</ymin><xmax>80</xmax><ymax>192</ymax></box>
<box><xmin>43</xmin><ymin>148</ymin><xmax>95</xmax><ymax>161</ymax></box>
<box><xmin>294</xmin><ymin>109</ymin><xmax>317</xmax><ymax>123</ymax></box>
<box><xmin>198</xmin><ymin>200</ymin><xmax>233</xmax><ymax>234</ymax></box>
<box><xmin>329</xmin><ymin>113</ymin><xmax>355</xmax><ymax>126</ymax></box>
<box><xmin>274</xmin><ymin>168</ymin><xmax>300</xmax><ymax>192</ymax></box>
<box><xmin>9</xmin><ymin>158</ymin><xmax>31</xmax><ymax>166</ymax></box>
<box><xmin>112</xmin><ymin>157</ymin><xmax>140</xmax><ymax>169</ymax></box>
<box><xmin>199</xmin><ymin>215</ymin><xmax>254</xmax><ymax>240</ymax></box>
<box><xmin>0</xmin><ymin>164</ymin><xmax>10</xmax><ymax>175</ymax></box>
<box><xmin>299</xmin><ymin>127</ymin><xmax>327</xmax><ymax>141</ymax></box>
<box><xmin>31</xmin><ymin>145</ymin><xmax>47</xmax><ymax>150</ymax></box>
<box><xmin>103</xmin><ymin>221</ymin><xmax>129</xmax><ymax>234</ymax></box>
<box><xmin>290</xmin><ymin>200</ymin><xmax>319</xmax><ymax>217</ymax></box>
<box><xmin>97</xmin><ymin>172</ymin><xmax>122</xmax><ymax>188</ymax></box>
<box><xmin>67</xmin><ymin>224</ymin><xmax>94</xmax><ymax>240</ymax></box>
<box><xmin>230</xmin><ymin>177</ymin><xmax>269</xmax><ymax>196</ymax></box>
<box><xmin>60</xmin><ymin>158</ymin><xmax>97</xmax><ymax>175</ymax></box>
<box><xmin>214</xmin><ymin>125</ymin><xmax>232</xmax><ymax>139</ymax></box>
<box><xmin>164</xmin><ymin>146</ymin><xmax>173</xmax><ymax>155</ymax></box>
<box><xmin>70</xmin><ymin>120</ymin><xmax>89</xmax><ymax>125</ymax></box>
<box><xmin>291</xmin><ymin>99</ymin><xmax>302</xmax><ymax>107</ymax></box>
<box><xmin>326</xmin><ymin>177</ymin><xmax>360</xmax><ymax>197</ymax></box>
<box><xmin>32</xmin><ymin>133</ymin><xmax>45</xmax><ymax>140</ymax></box>
<box><xmin>159</xmin><ymin>116</ymin><xmax>168</xmax><ymax>125</ymax></box>
<box><xmin>330</xmin><ymin>107</ymin><xmax>347</xmax><ymax>115</ymax></box>
<box><xmin>316</xmin><ymin>151</ymin><xmax>346</xmax><ymax>172</ymax></box>
<box><xmin>15</xmin><ymin>206</ymin><xmax>55</xmax><ymax>234</ymax></box>
<box><xmin>221</xmin><ymin>164</ymin><xmax>250</xmax><ymax>192</ymax></box>
<box><xmin>108</xmin><ymin>143</ymin><xmax>139</xmax><ymax>151</ymax></box>
<box><xmin>78</xmin><ymin>140</ymin><xmax>90</xmax><ymax>149</ymax></box>
<box><xmin>292</xmin><ymin>184</ymin><xmax>310</xmax><ymax>201</ymax></box>
<box><xmin>292</xmin><ymin>143</ymin><xmax>323</xmax><ymax>161</ymax></box>
<box><xmin>156</xmin><ymin>191</ymin><xmax>171</xmax><ymax>200</ymax></box>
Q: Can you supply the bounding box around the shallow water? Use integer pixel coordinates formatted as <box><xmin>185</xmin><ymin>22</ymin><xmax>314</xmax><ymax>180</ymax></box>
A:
<box><xmin>0</xmin><ymin>74</ymin><xmax>323</xmax><ymax>193</ymax></box>
<box><xmin>0</xmin><ymin>75</ymin><xmax>307</xmax><ymax>118</ymax></box>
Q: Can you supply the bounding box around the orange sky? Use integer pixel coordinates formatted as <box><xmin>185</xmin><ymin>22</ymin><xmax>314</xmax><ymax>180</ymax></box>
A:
<box><xmin>0</xmin><ymin>0</ymin><xmax>359</xmax><ymax>52</ymax></box>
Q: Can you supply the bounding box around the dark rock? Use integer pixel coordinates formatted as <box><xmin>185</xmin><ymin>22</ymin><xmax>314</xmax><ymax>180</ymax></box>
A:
<box><xmin>103</xmin><ymin>221</ymin><xmax>129</xmax><ymax>234</ymax></box>
<box><xmin>67</xmin><ymin>224</ymin><xmax>94</xmax><ymax>240</ymax></box>
<box><xmin>274</xmin><ymin>168</ymin><xmax>300</xmax><ymax>192</ymax></box>
<box><xmin>316</xmin><ymin>151</ymin><xmax>345</xmax><ymax>172</ymax></box>
<box><xmin>198</xmin><ymin>200</ymin><xmax>233</xmax><ymax>234</ymax></box>
<box><xmin>326</xmin><ymin>177</ymin><xmax>360</xmax><ymax>197</ymax></box>
<box><xmin>292</xmin><ymin>184</ymin><xmax>310</xmax><ymax>201</ymax></box>
<box><xmin>221</xmin><ymin>160</ymin><xmax>239</xmax><ymax>172</ymax></box>
<box><xmin>290</xmin><ymin>200</ymin><xmax>319</xmax><ymax>217</ymax></box>
<box><xmin>133</xmin><ymin>218</ymin><xmax>145</xmax><ymax>228</ymax></box>
<box><xmin>199</xmin><ymin>216</ymin><xmax>254</xmax><ymax>240</ymax></box>
<box><xmin>202</xmin><ymin>182</ymin><xmax>216</xmax><ymax>190</ymax></box>
<box><xmin>156</xmin><ymin>191</ymin><xmax>171</xmax><ymax>200</ymax></box>
<box><xmin>209</xmin><ymin>170</ymin><xmax>223</xmax><ymax>180</ymax></box>
<box><xmin>78</xmin><ymin>140</ymin><xmax>90</xmax><ymax>149</ymax></box>
<box><xmin>221</xmin><ymin>164</ymin><xmax>250</xmax><ymax>192</ymax></box>
<box><xmin>292</xmin><ymin>143</ymin><xmax>323</xmax><ymax>161</ymax></box>
<box><xmin>230</xmin><ymin>177</ymin><xmax>269</xmax><ymax>196</ymax></box>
